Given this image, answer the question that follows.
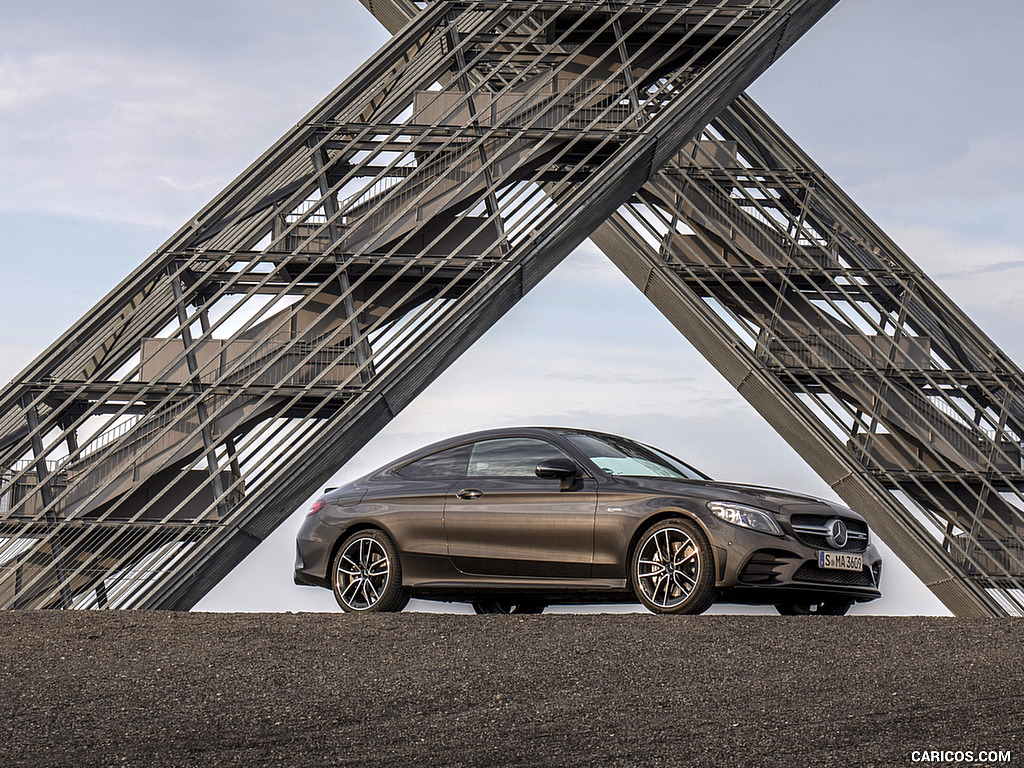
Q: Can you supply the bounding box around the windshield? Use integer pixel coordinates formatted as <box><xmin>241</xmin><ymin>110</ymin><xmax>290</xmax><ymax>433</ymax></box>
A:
<box><xmin>563</xmin><ymin>433</ymin><xmax>709</xmax><ymax>480</ymax></box>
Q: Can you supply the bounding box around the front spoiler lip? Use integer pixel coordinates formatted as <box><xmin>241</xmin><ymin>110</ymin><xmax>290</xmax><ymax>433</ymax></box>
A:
<box><xmin>722</xmin><ymin>582</ymin><xmax>882</xmax><ymax>605</ymax></box>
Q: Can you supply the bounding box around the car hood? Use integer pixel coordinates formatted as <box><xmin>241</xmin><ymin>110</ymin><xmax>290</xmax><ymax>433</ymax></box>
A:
<box><xmin>611</xmin><ymin>476</ymin><xmax>860</xmax><ymax>518</ymax></box>
<box><xmin>698</xmin><ymin>481</ymin><xmax>837</xmax><ymax>507</ymax></box>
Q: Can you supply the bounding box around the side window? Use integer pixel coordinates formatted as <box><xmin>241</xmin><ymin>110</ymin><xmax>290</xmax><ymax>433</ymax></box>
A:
<box><xmin>396</xmin><ymin>445</ymin><xmax>470</xmax><ymax>479</ymax></box>
<box><xmin>467</xmin><ymin>438</ymin><xmax>571</xmax><ymax>478</ymax></box>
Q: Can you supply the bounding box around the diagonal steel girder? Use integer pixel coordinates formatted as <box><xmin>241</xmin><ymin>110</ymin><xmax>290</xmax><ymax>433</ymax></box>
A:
<box><xmin>0</xmin><ymin>0</ymin><xmax>837</xmax><ymax>610</ymax></box>
<box><xmin>366</xmin><ymin>0</ymin><xmax>1024</xmax><ymax>616</ymax></box>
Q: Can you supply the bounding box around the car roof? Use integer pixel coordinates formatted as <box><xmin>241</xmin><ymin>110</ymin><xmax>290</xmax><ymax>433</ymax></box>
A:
<box><xmin>381</xmin><ymin>426</ymin><xmax>617</xmax><ymax>471</ymax></box>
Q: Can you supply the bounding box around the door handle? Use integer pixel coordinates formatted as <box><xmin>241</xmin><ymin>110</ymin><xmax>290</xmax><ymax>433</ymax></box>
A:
<box><xmin>456</xmin><ymin>488</ymin><xmax>483</xmax><ymax>500</ymax></box>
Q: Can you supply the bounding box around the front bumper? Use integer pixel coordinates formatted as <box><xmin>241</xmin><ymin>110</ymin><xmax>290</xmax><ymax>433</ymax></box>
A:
<box><xmin>701</xmin><ymin>513</ymin><xmax>882</xmax><ymax>604</ymax></box>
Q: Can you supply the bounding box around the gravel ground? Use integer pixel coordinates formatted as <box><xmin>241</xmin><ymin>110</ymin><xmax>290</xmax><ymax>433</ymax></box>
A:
<box><xmin>0</xmin><ymin>613</ymin><xmax>1021</xmax><ymax>768</ymax></box>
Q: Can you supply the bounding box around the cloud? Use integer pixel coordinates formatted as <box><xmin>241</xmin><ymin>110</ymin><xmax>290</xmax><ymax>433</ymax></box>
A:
<box><xmin>938</xmin><ymin>260</ymin><xmax>1024</xmax><ymax>278</ymax></box>
<box><xmin>750</xmin><ymin>0</ymin><xmax>1024</xmax><ymax>248</ymax></box>
<box><xmin>0</xmin><ymin>346</ymin><xmax>41</xmax><ymax>385</ymax></box>
<box><xmin>0</xmin><ymin>3</ymin><xmax>388</xmax><ymax>229</ymax></box>
<box><xmin>887</xmin><ymin>226</ymin><xmax>1024</xmax><ymax>361</ymax></box>
<box><xmin>542</xmin><ymin>239</ymin><xmax>626</xmax><ymax>285</ymax></box>
<box><xmin>0</xmin><ymin>48</ymin><xmax>285</xmax><ymax>227</ymax></box>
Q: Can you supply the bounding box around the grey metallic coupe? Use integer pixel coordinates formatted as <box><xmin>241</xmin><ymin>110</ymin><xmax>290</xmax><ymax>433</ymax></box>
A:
<box><xmin>294</xmin><ymin>427</ymin><xmax>882</xmax><ymax>615</ymax></box>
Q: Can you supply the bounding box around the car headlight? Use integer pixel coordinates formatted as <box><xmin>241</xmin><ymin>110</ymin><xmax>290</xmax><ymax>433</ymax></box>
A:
<box><xmin>707</xmin><ymin>501</ymin><xmax>784</xmax><ymax>536</ymax></box>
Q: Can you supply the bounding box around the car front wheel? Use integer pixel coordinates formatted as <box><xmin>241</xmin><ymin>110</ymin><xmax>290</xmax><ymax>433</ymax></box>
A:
<box><xmin>631</xmin><ymin>518</ymin><xmax>716</xmax><ymax>615</ymax></box>
<box><xmin>332</xmin><ymin>529</ymin><xmax>409</xmax><ymax>612</ymax></box>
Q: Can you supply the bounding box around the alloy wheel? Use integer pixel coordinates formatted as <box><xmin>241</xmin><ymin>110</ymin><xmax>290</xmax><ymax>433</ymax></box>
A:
<box><xmin>635</xmin><ymin>526</ymin><xmax>701</xmax><ymax>610</ymax></box>
<box><xmin>335</xmin><ymin>536</ymin><xmax>391</xmax><ymax>611</ymax></box>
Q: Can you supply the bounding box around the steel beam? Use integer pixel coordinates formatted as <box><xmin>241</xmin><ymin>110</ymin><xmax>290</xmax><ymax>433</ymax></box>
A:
<box><xmin>0</xmin><ymin>0</ymin><xmax>835</xmax><ymax>609</ymax></box>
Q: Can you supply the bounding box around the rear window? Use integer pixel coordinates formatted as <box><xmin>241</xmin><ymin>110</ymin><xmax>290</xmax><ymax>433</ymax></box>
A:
<box><xmin>395</xmin><ymin>444</ymin><xmax>470</xmax><ymax>479</ymax></box>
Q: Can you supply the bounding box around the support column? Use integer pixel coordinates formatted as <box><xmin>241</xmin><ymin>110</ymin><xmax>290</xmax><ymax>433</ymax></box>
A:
<box><xmin>169</xmin><ymin>267</ymin><xmax>228</xmax><ymax>516</ymax></box>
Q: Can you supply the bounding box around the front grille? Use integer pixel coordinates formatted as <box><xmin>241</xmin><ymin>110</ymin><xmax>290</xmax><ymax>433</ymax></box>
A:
<box><xmin>789</xmin><ymin>514</ymin><xmax>869</xmax><ymax>553</ymax></box>
<box><xmin>739</xmin><ymin>550</ymin><xmax>788</xmax><ymax>584</ymax></box>
<box><xmin>793</xmin><ymin>562</ymin><xmax>876</xmax><ymax>588</ymax></box>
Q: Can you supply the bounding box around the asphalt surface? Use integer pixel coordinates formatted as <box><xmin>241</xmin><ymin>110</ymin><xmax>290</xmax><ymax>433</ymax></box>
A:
<box><xmin>0</xmin><ymin>613</ymin><xmax>1021</xmax><ymax>768</ymax></box>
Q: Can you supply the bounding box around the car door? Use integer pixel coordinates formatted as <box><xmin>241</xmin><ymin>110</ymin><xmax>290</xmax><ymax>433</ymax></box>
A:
<box><xmin>443</xmin><ymin>437</ymin><xmax>597</xmax><ymax>578</ymax></box>
<box><xmin>382</xmin><ymin>443</ymin><xmax>471</xmax><ymax>560</ymax></box>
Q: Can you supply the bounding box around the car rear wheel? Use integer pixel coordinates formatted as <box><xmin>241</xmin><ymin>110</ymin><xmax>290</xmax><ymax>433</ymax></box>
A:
<box><xmin>631</xmin><ymin>518</ymin><xmax>716</xmax><ymax>615</ymax></box>
<box><xmin>332</xmin><ymin>530</ymin><xmax>409</xmax><ymax>612</ymax></box>
<box><xmin>471</xmin><ymin>601</ymin><xmax>546</xmax><ymax>614</ymax></box>
<box><xmin>775</xmin><ymin>600</ymin><xmax>853</xmax><ymax>616</ymax></box>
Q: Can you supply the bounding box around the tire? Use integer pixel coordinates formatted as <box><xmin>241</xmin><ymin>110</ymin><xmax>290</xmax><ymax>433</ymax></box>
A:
<box><xmin>471</xmin><ymin>601</ymin><xmax>546</xmax><ymax>615</ymax></box>
<box><xmin>631</xmin><ymin>518</ymin><xmax>716</xmax><ymax>615</ymax></box>
<box><xmin>775</xmin><ymin>600</ymin><xmax>853</xmax><ymax>616</ymax></box>
<box><xmin>331</xmin><ymin>529</ymin><xmax>410</xmax><ymax>612</ymax></box>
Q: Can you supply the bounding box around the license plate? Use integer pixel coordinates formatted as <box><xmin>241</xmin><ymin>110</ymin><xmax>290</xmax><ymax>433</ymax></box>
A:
<box><xmin>818</xmin><ymin>551</ymin><xmax>863</xmax><ymax>572</ymax></box>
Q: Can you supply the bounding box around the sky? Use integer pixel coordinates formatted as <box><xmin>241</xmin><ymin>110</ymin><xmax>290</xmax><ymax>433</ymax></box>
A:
<box><xmin>2</xmin><ymin>0</ymin><xmax>1023</xmax><ymax>615</ymax></box>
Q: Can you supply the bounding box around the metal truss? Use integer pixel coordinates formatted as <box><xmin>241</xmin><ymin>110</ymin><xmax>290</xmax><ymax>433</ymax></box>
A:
<box><xmin>0</xmin><ymin>0</ymin><xmax>835</xmax><ymax>609</ymax></box>
<box><xmin>607</xmin><ymin>103</ymin><xmax>1024</xmax><ymax>617</ymax></box>
<box><xmin>365</xmin><ymin>1</ymin><xmax>1024</xmax><ymax>617</ymax></box>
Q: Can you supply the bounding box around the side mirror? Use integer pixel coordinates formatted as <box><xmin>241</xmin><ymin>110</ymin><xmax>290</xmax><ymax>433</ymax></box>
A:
<box><xmin>535</xmin><ymin>458</ymin><xmax>582</xmax><ymax>490</ymax></box>
<box><xmin>535</xmin><ymin>458</ymin><xmax>578</xmax><ymax>479</ymax></box>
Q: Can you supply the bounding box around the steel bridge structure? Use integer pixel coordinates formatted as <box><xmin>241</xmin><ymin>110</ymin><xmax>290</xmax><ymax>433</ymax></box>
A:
<box><xmin>2</xmin><ymin>0</ymin><xmax>1022</xmax><ymax>616</ymax></box>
